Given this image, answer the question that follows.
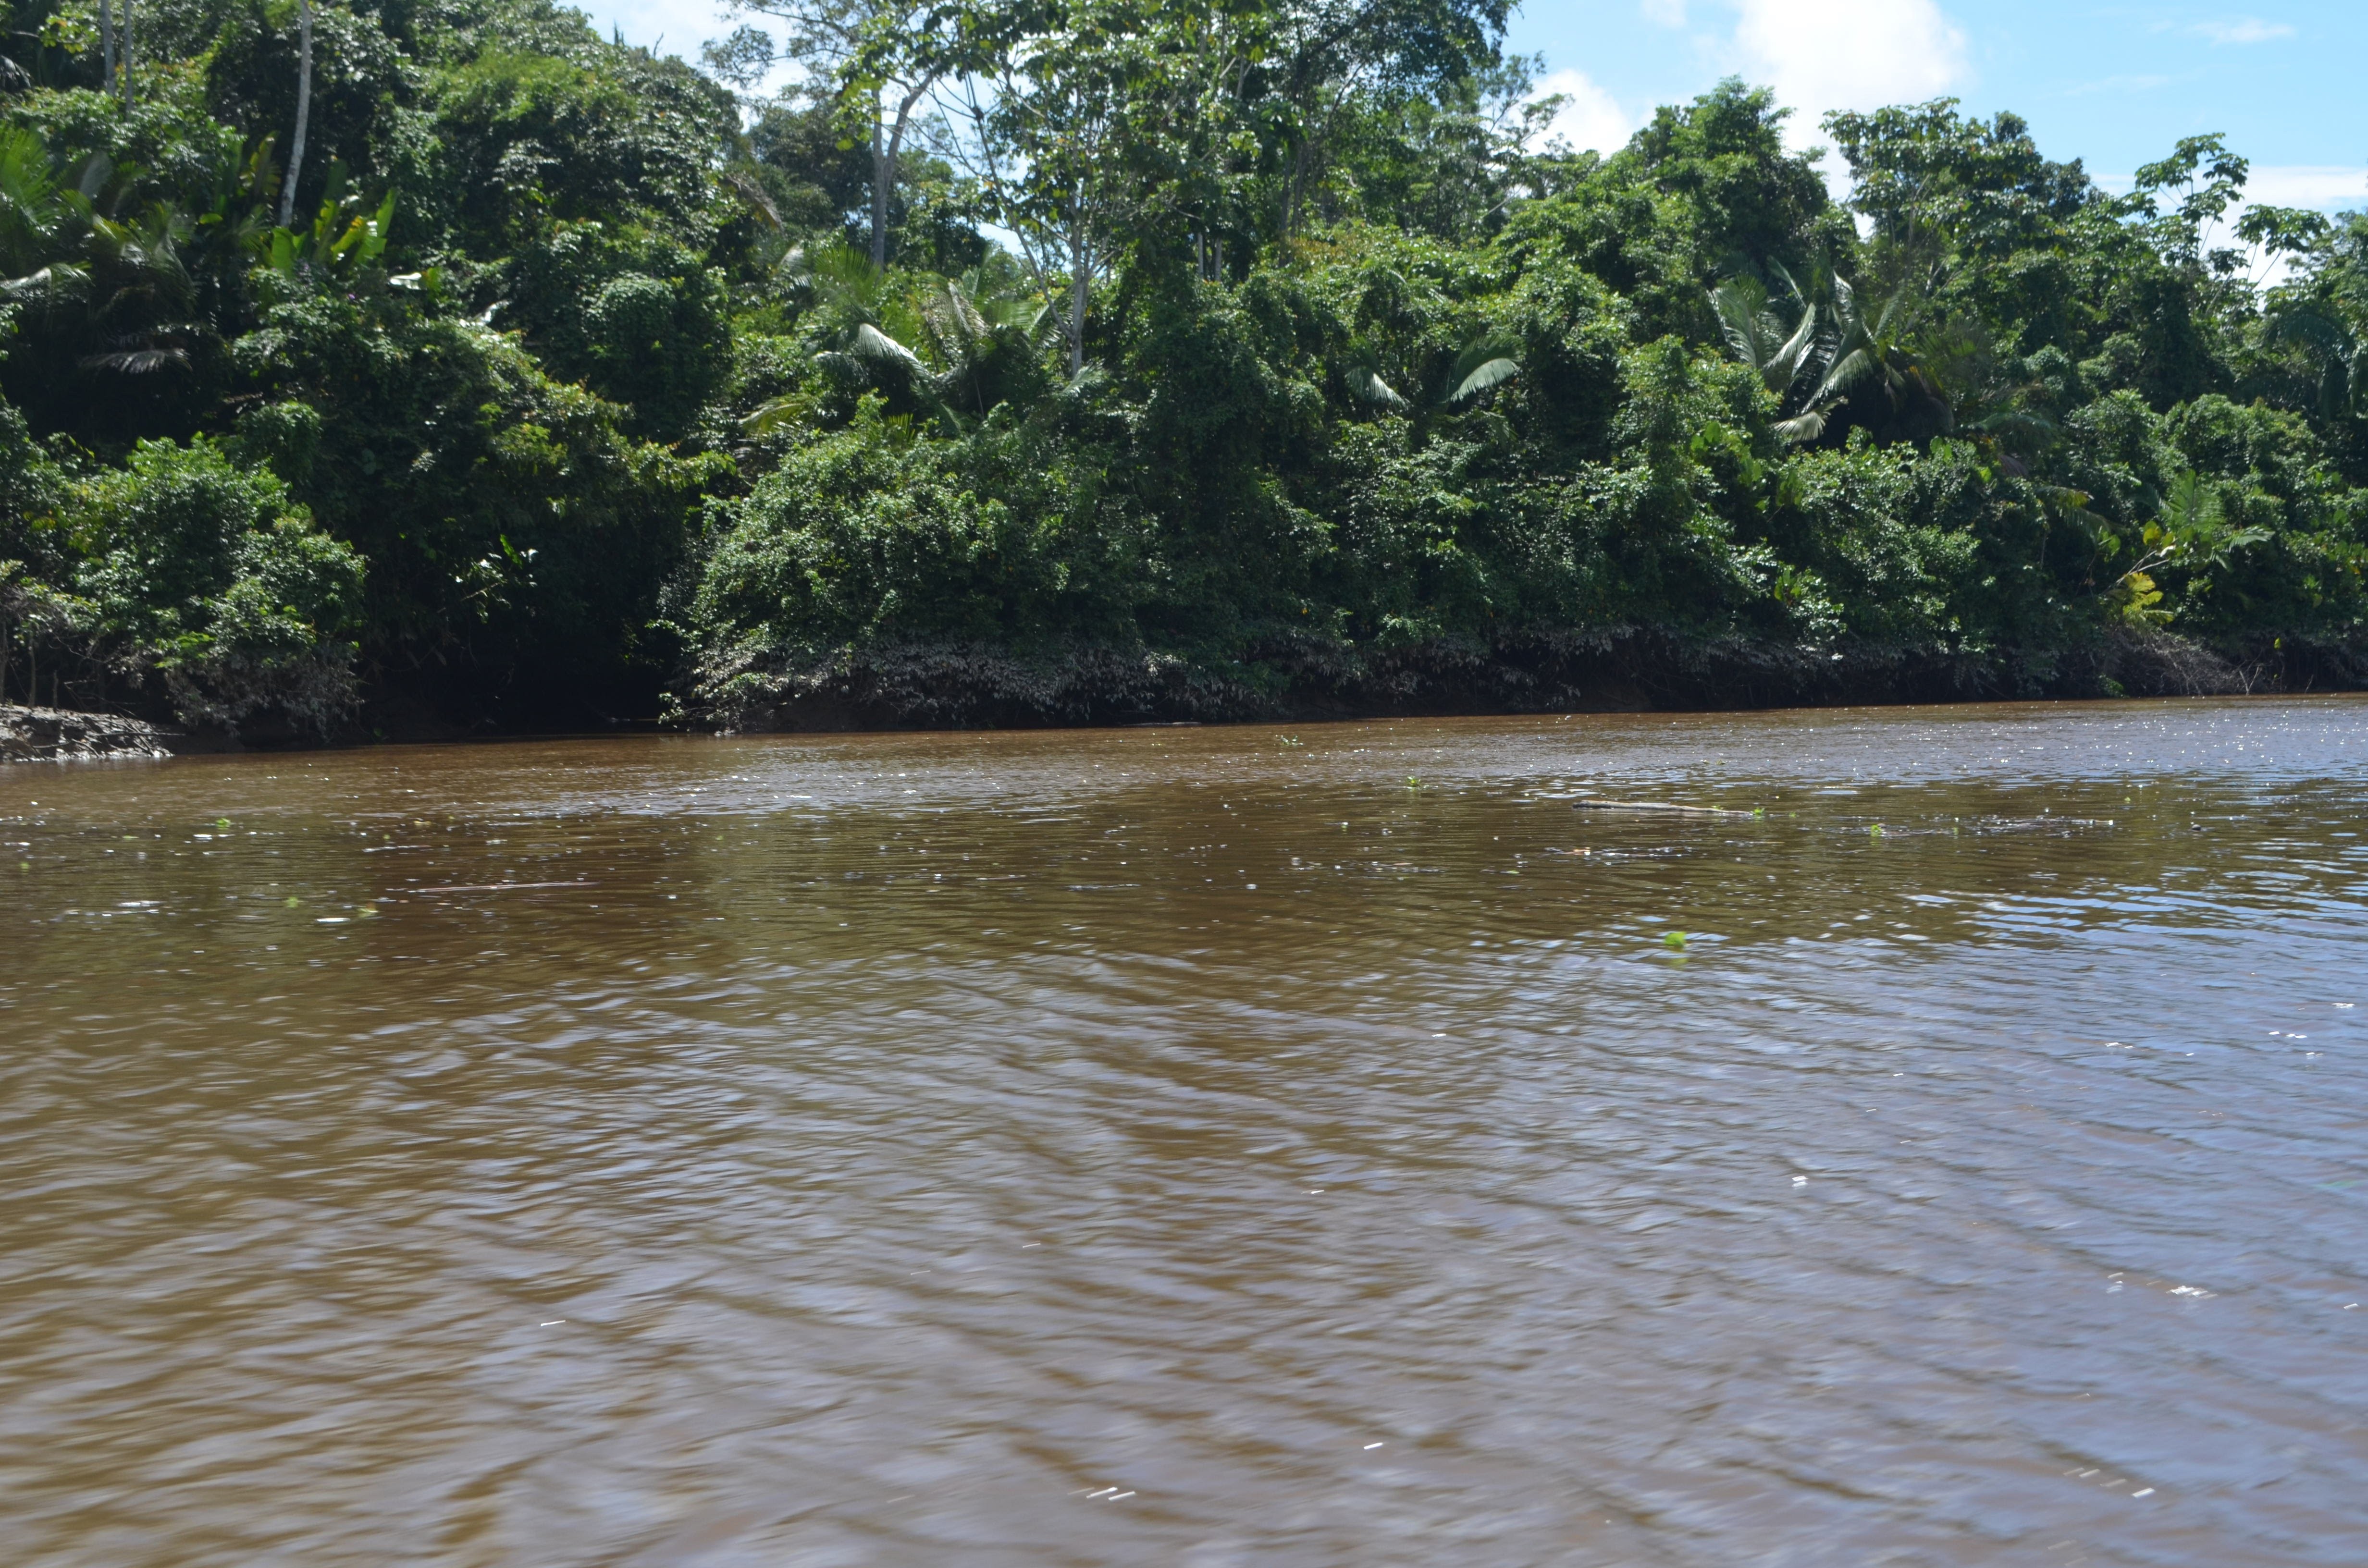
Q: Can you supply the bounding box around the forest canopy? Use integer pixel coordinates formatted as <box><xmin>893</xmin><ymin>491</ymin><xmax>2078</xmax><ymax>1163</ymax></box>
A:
<box><xmin>2</xmin><ymin>0</ymin><xmax>2364</xmax><ymax>736</ymax></box>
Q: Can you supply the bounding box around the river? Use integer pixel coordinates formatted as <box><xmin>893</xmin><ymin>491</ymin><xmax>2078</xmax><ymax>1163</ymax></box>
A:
<box><xmin>4</xmin><ymin>698</ymin><xmax>2365</xmax><ymax>1566</ymax></box>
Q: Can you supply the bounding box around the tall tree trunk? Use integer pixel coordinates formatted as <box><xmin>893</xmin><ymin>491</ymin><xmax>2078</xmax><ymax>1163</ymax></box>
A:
<box><xmin>868</xmin><ymin>81</ymin><xmax>936</xmax><ymax>272</ymax></box>
<box><xmin>118</xmin><ymin>0</ymin><xmax>131</xmax><ymax>105</ymax></box>
<box><xmin>98</xmin><ymin>0</ymin><xmax>115</xmax><ymax>98</ymax></box>
<box><xmin>1068</xmin><ymin>220</ymin><xmax>1086</xmax><ymax>377</ymax></box>
<box><xmin>868</xmin><ymin>100</ymin><xmax>888</xmax><ymax>270</ymax></box>
<box><xmin>277</xmin><ymin>0</ymin><xmax>314</xmax><ymax>229</ymax></box>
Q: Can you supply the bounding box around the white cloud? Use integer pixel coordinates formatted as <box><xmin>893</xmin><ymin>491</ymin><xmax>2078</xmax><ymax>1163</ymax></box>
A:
<box><xmin>1532</xmin><ymin>68</ymin><xmax>1642</xmax><ymax>157</ymax></box>
<box><xmin>1731</xmin><ymin>0</ymin><xmax>1970</xmax><ymax>146</ymax></box>
<box><xmin>2094</xmin><ymin>166</ymin><xmax>2366</xmax><ymax>208</ymax></box>
<box><xmin>2188</xmin><ymin>16</ymin><xmax>2296</xmax><ymax>45</ymax></box>
<box><xmin>2245</xmin><ymin>165</ymin><xmax>2368</xmax><ymax>209</ymax></box>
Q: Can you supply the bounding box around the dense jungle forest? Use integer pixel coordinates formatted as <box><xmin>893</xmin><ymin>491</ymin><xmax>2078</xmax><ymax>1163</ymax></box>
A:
<box><xmin>1</xmin><ymin>0</ymin><xmax>2365</xmax><ymax>738</ymax></box>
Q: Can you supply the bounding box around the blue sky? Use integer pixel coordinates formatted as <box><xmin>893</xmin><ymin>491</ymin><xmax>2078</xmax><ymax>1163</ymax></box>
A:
<box><xmin>1509</xmin><ymin>0</ymin><xmax>2367</xmax><ymax>210</ymax></box>
<box><xmin>580</xmin><ymin>0</ymin><xmax>2368</xmax><ymax>214</ymax></box>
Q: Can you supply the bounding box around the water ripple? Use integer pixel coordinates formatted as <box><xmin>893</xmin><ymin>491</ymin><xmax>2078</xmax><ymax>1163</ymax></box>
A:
<box><xmin>2</xmin><ymin>698</ymin><xmax>2366</xmax><ymax>1566</ymax></box>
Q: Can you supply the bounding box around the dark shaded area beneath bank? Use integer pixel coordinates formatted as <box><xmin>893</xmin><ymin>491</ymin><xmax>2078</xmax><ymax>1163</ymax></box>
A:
<box><xmin>689</xmin><ymin>626</ymin><xmax>2368</xmax><ymax>733</ymax></box>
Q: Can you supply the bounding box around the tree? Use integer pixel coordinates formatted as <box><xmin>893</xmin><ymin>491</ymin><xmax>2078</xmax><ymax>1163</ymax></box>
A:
<box><xmin>2269</xmin><ymin>306</ymin><xmax>2368</xmax><ymax>425</ymax></box>
<box><xmin>275</xmin><ymin>0</ymin><xmax>314</xmax><ymax>229</ymax></box>
<box><xmin>839</xmin><ymin>0</ymin><xmax>1516</xmax><ymax>373</ymax></box>
<box><xmin>714</xmin><ymin>0</ymin><xmax>946</xmax><ymax>270</ymax></box>
<box><xmin>1808</xmin><ymin>275</ymin><xmax>1940</xmax><ymax>430</ymax></box>
<box><xmin>0</xmin><ymin>124</ymin><xmax>87</xmax><ymax>310</ymax></box>
<box><xmin>934</xmin><ymin>9</ymin><xmax>1127</xmax><ymax>376</ymax></box>
<box><xmin>1708</xmin><ymin>265</ymin><xmax>1820</xmax><ymax>439</ymax></box>
<box><xmin>1824</xmin><ymin>99</ymin><xmax>2099</xmax><ymax>261</ymax></box>
<box><xmin>1255</xmin><ymin>0</ymin><xmax>1510</xmax><ymax>239</ymax></box>
<box><xmin>2134</xmin><ymin>134</ymin><xmax>2250</xmax><ymax>280</ymax></box>
<box><xmin>2107</xmin><ymin>469</ymin><xmax>2267</xmax><ymax>624</ymax></box>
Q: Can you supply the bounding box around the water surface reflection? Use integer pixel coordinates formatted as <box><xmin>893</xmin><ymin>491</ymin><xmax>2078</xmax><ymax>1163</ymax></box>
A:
<box><xmin>3</xmin><ymin>699</ymin><xmax>2366</xmax><ymax>1565</ymax></box>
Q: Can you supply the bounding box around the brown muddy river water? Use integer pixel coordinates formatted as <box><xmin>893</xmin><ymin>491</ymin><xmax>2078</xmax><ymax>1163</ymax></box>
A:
<box><xmin>4</xmin><ymin>699</ymin><xmax>2367</xmax><ymax>1567</ymax></box>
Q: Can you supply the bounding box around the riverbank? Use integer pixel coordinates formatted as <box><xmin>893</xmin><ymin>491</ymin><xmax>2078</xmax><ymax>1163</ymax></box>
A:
<box><xmin>683</xmin><ymin>625</ymin><xmax>2359</xmax><ymax>732</ymax></box>
<box><xmin>12</xmin><ymin>628</ymin><xmax>2358</xmax><ymax>756</ymax></box>
<box><xmin>0</xmin><ymin>705</ymin><xmax>181</xmax><ymax>763</ymax></box>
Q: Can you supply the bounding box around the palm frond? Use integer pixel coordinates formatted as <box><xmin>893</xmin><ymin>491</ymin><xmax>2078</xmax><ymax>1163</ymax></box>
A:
<box><xmin>0</xmin><ymin>126</ymin><xmax>59</xmax><ymax>222</ymax></box>
<box><xmin>1711</xmin><ymin>270</ymin><xmax>1818</xmax><ymax>397</ymax></box>
<box><xmin>1447</xmin><ymin>355</ymin><xmax>1520</xmax><ymax>404</ymax></box>
<box><xmin>1348</xmin><ymin>366</ymin><xmax>1406</xmax><ymax>408</ymax></box>
<box><xmin>79</xmin><ymin>345</ymin><xmax>190</xmax><ymax>374</ymax></box>
<box><xmin>1810</xmin><ymin>344</ymin><xmax>1877</xmax><ymax>403</ymax></box>
<box><xmin>848</xmin><ymin>321</ymin><xmax>925</xmax><ymax>372</ymax></box>
<box><xmin>741</xmin><ymin>395</ymin><xmax>807</xmax><ymax>435</ymax></box>
<box><xmin>0</xmin><ymin>262</ymin><xmax>87</xmax><ymax>303</ymax></box>
<box><xmin>2268</xmin><ymin>307</ymin><xmax>2345</xmax><ymax>354</ymax></box>
<box><xmin>721</xmin><ymin>166</ymin><xmax>781</xmax><ymax>230</ymax></box>
<box><xmin>74</xmin><ymin>153</ymin><xmax>112</xmax><ymax>203</ymax></box>
<box><xmin>1442</xmin><ymin>336</ymin><xmax>1521</xmax><ymax>405</ymax></box>
<box><xmin>1769</xmin><ymin>297</ymin><xmax>1819</xmax><ymax>390</ymax></box>
<box><xmin>1709</xmin><ymin>277</ymin><xmax>1769</xmax><ymax>369</ymax></box>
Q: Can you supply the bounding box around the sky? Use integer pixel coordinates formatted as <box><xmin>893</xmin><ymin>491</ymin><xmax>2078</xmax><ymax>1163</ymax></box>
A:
<box><xmin>580</xmin><ymin>0</ymin><xmax>2368</xmax><ymax>216</ymax></box>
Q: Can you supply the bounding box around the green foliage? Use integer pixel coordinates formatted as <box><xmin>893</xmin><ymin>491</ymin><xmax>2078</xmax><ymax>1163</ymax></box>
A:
<box><xmin>426</xmin><ymin>23</ymin><xmax>737</xmax><ymax>253</ymax></box>
<box><xmin>689</xmin><ymin>394</ymin><xmax>1139</xmax><ymax>648</ymax></box>
<box><xmin>23</xmin><ymin>436</ymin><xmax>364</xmax><ymax>731</ymax></box>
<box><xmin>494</xmin><ymin>220</ymin><xmax>730</xmax><ymax>441</ymax></box>
<box><xmin>231</xmin><ymin>274</ymin><xmax>724</xmax><ymax>715</ymax></box>
<box><xmin>3</xmin><ymin>0</ymin><xmax>2365</xmax><ymax>737</ymax></box>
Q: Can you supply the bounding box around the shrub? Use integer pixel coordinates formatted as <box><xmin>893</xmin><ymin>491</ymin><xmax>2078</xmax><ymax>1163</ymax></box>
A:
<box><xmin>69</xmin><ymin>438</ymin><xmax>364</xmax><ymax>734</ymax></box>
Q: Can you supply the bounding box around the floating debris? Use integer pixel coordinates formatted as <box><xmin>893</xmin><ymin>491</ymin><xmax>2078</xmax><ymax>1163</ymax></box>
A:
<box><xmin>1572</xmin><ymin>798</ymin><xmax>1751</xmax><ymax>817</ymax></box>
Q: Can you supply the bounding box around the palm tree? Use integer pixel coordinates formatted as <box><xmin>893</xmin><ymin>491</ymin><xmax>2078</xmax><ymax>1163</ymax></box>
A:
<box><xmin>1706</xmin><ymin>263</ymin><xmax>1846</xmax><ymax>443</ymax></box>
<box><xmin>2110</xmin><ymin>470</ymin><xmax>2269</xmax><ymax>622</ymax></box>
<box><xmin>0</xmin><ymin>127</ymin><xmax>89</xmax><ymax>313</ymax></box>
<box><xmin>914</xmin><ymin>267</ymin><xmax>1057</xmax><ymax>419</ymax></box>
<box><xmin>2270</xmin><ymin>306</ymin><xmax>2368</xmax><ymax>424</ymax></box>
<box><xmin>743</xmin><ymin>241</ymin><xmax>952</xmax><ymax>431</ymax></box>
<box><xmin>1708</xmin><ymin>268</ymin><xmax>1818</xmax><ymax>400</ymax></box>
<box><xmin>746</xmin><ymin>245</ymin><xmax>1079</xmax><ymax>437</ymax></box>
<box><xmin>1803</xmin><ymin>277</ymin><xmax>1921</xmax><ymax>421</ymax></box>
<box><xmin>80</xmin><ymin>201</ymin><xmax>198</xmax><ymax>375</ymax></box>
<box><xmin>1762</xmin><ymin>272</ymin><xmax>1970</xmax><ymax>445</ymax></box>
